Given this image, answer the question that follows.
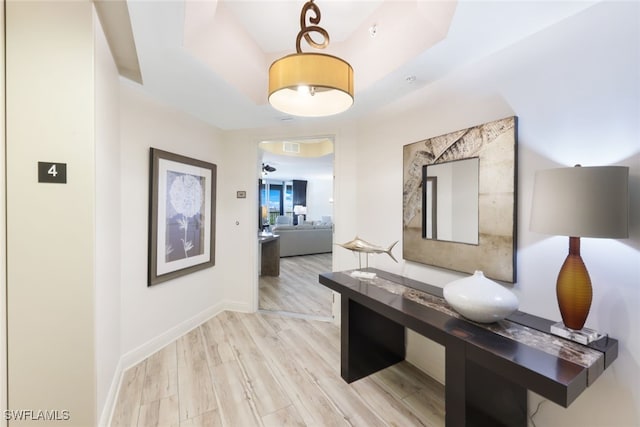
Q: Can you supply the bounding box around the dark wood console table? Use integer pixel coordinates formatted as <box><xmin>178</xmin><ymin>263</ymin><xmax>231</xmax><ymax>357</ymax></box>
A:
<box><xmin>258</xmin><ymin>234</ymin><xmax>280</xmax><ymax>277</ymax></box>
<box><xmin>319</xmin><ymin>269</ymin><xmax>617</xmax><ymax>427</ymax></box>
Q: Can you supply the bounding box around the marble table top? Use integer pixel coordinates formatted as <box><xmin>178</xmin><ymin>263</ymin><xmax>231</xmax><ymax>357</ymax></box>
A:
<box><xmin>344</xmin><ymin>269</ymin><xmax>604</xmax><ymax>371</ymax></box>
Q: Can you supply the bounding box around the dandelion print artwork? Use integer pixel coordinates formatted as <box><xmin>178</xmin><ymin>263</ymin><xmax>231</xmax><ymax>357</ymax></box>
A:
<box><xmin>148</xmin><ymin>148</ymin><xmax>216</xmax><ymax>286</ymax></box>
<box><xmin>165</xmin><ymin>171</ymin><xmax>206</xmax><ymax>262</ymax></box>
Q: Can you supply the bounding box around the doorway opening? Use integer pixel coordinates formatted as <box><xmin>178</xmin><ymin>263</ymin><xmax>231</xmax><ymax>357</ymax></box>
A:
<box><xmin>257</xmin><ymin>137</ymin><xmax>334</xmax><ymax>320</ymax></box>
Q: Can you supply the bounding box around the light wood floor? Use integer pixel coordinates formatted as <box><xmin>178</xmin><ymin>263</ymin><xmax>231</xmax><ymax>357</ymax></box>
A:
<box><xmin>258</xmin><ymin>253</ymin><xmax>333</xmax><ymax>318</ymax></box>
<box><xmin>111</xmin><ymin>254</ymin><xmax>446</xmax><ymax>426</ymax></box>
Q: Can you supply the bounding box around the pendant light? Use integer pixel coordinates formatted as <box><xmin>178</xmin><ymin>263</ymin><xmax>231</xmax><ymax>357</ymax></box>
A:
<box><xmin>268</xmin><ymin>0</ymin><xmax>354</xmax><ymax>117</ymax></box>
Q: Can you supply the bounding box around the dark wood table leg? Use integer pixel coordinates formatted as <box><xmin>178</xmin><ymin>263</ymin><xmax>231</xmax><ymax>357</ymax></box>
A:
<box><xmin>341</xmin><ymin>297</ymin><xmax>405</xmax><ymax>383</ymax></box>
<box><xmin>445</xmin><ymin>336</ymin><xmax>467</xmax><ymax>426</ymax></box>
<box><xmin>466</xmin><ymin>359</ymin><xmax>527</xmax><ymax>427</ymax></box>
<box><xmin>446</xmin><ymin>336</ymin><xmax>527</xmax><ymax>426</ymax></box>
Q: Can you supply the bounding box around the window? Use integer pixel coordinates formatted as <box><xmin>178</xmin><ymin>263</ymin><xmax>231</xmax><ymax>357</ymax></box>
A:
<box><xmin>259</xmin><ymin>180</ymin><xmax>293</xmax><ymax>227</ymax></box>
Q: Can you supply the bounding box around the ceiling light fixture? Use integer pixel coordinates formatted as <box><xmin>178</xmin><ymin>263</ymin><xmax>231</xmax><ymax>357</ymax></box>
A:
<box><xmin>268</xmin><ymin>0</ymin><xmax>354</xmax><ymax>117</ymax></box>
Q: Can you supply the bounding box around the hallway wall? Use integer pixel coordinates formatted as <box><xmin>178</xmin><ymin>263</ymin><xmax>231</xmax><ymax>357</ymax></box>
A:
<box><xmin>0</xmin><ymin>2</ymin><xmax>6</xmax><ymax>425</ymax></box>
<box><xmin>95</xmin><ymin>7</ymin><xmax>123</xmax><ymax>421</ymax></box>
<box><xmin>118</xmin><ymin>82</ymin><xmax>227</xmax><ymax>359</ymax></box>
<box><xmin>350</xmin><ymin>2</ymin><xmax>639</xmax><ymax>425</ymax></box>
<box><xmin>5</xmin><ymin>2</ymin><xmax>97</xmax><ymax>424</ymax></box>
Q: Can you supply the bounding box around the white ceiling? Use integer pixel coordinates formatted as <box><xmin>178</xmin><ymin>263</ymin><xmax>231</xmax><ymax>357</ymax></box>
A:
<box><xmin>125</xmin><ymin>0</ymin><xmax>597</xmax><ymax>131</ymax></box>
<box><xmin>223</xmin><ymin>0</ymin><xmax>386</xmax><ymax>53</ymax></box>
<box><xmin>118</xmin><ymin>0</ymin><xmax>598</xmax><ymax>179</ymax></box>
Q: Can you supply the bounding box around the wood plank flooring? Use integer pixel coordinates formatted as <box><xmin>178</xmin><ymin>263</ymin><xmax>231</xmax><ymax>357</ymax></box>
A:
<box><xmin>258</xmin><ymin>253</ymin><xmax>333</xmax><ymax>317</ymax></box>
<box><xmin>111</xmin><ymin>254</ymin><xmax>445</xmax><ymax>426</ymax></box>
<box><xmin>111</xmin><ymin>311</ymin><xmax>445</xmax><ymax>427</ymax></box>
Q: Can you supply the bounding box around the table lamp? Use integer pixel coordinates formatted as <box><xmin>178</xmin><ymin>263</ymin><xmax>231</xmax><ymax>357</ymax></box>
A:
<box><xmin>530</xmin><ymin>165</ymin><xmax>629</xmax><ymax>344</ymax></box>
<box><xmin>294</xmin><ymin>205</ymin><xmax>307</xmax><ymax>225</ymax></box>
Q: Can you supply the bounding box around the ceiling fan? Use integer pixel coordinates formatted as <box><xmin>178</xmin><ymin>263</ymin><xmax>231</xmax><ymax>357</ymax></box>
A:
<box><xmin>262</xmin><ymin>163</ymin><xmax>276</xmax><ymax>174</ymax></box>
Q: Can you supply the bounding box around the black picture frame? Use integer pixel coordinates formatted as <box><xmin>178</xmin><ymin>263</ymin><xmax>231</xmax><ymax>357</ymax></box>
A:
<box><xmin>148</xmin><ymin>148</ymin><xmax>217</xmax><ymax>286</ymax></box>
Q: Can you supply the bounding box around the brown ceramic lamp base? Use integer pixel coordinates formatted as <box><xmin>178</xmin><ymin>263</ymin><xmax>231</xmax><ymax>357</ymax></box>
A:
<box><xmin>556</xmin><ymin>236</ymin><xmax>592</xmax><ymax>331</ymax></box>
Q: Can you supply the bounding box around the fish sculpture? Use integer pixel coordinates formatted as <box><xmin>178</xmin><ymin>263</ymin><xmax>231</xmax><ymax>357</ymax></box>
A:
<box><xmin>337</xmin><ymin>236</ymin><xmax>398</xmax><ymax>263</ymax></box>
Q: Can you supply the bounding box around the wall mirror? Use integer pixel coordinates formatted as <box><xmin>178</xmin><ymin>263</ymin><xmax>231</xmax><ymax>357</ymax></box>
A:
<box><xmin>423</xmin><ymin>158</ymin><xmax>479</xmax><ymax>244</ymax></box>
<box><xmin>403</xmin><ymin>116</ymin><xmax>517</xmax><ymax>283</ymax></box>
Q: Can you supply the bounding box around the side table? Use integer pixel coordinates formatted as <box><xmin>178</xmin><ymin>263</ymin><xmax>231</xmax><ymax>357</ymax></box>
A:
<box><xmin>259</xmin><ymin>234</ymin><xmax>280</xmax><ymax>276</ymax></box>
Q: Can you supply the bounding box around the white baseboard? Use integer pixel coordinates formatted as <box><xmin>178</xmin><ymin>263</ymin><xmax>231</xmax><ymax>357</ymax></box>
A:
<box><xmin>223</xmin><ymin>300</ymin><xmax>253</xmax><ymax>314</ymax></box>
<box><xmin>99</xmin><ymin>300</ymin><xmax>239</xmax><ymax>426</ymax></box>
<box><xmin>119</xmin><ymin>301</ymin><xmax>227</xmax><ymax>370</ymax></box>
<box><xmin>98</xmin><ymin>357</ymin><xmax>126</xmax><ymax>427</ymax></box>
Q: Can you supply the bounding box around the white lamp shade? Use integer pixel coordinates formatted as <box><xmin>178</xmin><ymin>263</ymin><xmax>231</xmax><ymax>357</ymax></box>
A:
<box><xmin>530</xmin><ymin>166</ymin><xmax>629</xmax><ymax>238</ymax></box>
<box><xmin>293</xmin><ymin>205</ymin><xmax>307</xmax><ymax>215</ymax></box>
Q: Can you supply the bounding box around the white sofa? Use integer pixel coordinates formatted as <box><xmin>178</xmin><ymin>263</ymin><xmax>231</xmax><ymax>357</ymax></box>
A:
<box><xmin>272</xmin><ymin>223</ymin><xmax>333</xmax><ymax>257</ymax></box>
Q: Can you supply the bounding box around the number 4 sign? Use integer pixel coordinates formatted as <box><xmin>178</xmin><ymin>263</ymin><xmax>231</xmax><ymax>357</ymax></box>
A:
<box><xmin>38</xmin><ymin>162</ymin><xmax>67</xmax><ymax>183</ymax></box>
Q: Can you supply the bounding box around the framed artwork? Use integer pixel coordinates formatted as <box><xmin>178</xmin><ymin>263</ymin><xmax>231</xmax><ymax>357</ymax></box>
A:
<box><xmin>148</xmin><ymin>148</ymin><xmax>217</xmax><ymax>286</ymax></box>
<box><xmin>403</xmin><ymin>116</ymin><xmax>517</xmax><ymax>283</ymax></box>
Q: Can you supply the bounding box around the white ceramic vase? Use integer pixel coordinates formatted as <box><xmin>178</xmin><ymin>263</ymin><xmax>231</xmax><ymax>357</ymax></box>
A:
<box><xmin>443</xmin><ymin>270</ymin><xmax>519</xmax><ymax>323</ymax></box>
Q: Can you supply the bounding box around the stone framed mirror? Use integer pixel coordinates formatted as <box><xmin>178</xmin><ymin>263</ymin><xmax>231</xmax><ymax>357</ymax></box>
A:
<box><xmin>402</xmin><ymin>116</ymin><xmax>517</xmax><ymax>283</ymax></box>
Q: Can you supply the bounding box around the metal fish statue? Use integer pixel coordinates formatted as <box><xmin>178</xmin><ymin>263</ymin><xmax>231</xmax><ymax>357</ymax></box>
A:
<box><xmin>337</xmin><ymin>236</ymin><xmax>398</xmax><ymax>263</ymax></box>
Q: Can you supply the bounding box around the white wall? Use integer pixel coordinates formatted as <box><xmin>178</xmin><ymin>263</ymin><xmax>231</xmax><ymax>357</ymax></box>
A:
<box><xmin>346</xmin><ymin>2</ymin><xmax>639</xmax><ymax>425</ymax></box>
<box><xmin>5</xmin><ymin>2</ymin><xmax>97</xmax><ymax>424</ymax></box>
<box><xmin>306</xmin><ymin>178</ymin><xmax>333</xmax><ymax>221</ymax></box>
<box><xmin>216</xmin><ymin>132</ymin><xmax>261</xmax><ymax>311</ymax></box>
<box><xmin>94</xmin><ymin>7</ymin><xmax>122</xmax><ymax>422</ymax></box>
<box><xmin>119</xmin><ymin>82</ymin><xmax>228</xmax><ymax>360</ymax></box>
<box><xmin>0</xmin><ymin>2</ymin><xmax>6</xmax><ymax>425</ymax></box>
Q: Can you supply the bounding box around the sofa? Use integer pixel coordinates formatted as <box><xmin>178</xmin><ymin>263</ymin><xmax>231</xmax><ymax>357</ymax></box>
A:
<box><xmin>272</xmin><ymin>222</ymin><xmax>333</xmax><ymax>257</ymax></box>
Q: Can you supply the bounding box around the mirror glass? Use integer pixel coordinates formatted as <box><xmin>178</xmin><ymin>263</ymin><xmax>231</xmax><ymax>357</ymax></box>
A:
<box><xmin>423</xmin><ymin>158</ymin><xmax>479</xmax><ymax>244</ymax></box>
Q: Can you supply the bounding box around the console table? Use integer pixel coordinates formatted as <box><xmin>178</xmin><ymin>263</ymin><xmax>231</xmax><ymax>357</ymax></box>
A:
<box><xmin>258</xmin><ymin>234</ymin><xmax>280</xmax><ymax>276</ymax></box>
<box><xmin>319</xmin><ymin>269</ymin><xmax>617</xmax><ymax>427</ymax></box>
